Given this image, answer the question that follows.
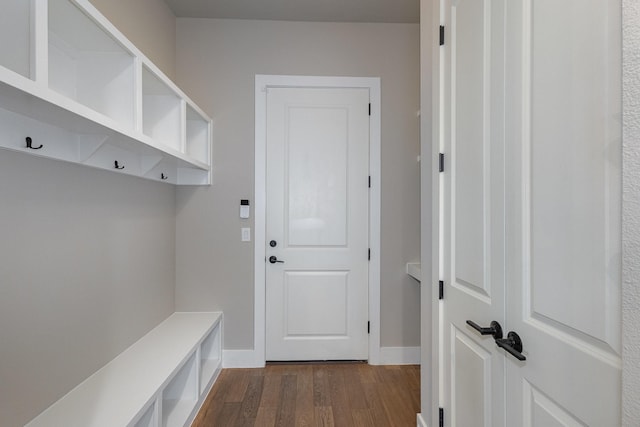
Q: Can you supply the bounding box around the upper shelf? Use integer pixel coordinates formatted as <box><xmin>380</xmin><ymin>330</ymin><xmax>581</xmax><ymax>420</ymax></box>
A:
<box><xmin>0</xmin><ymin>0</ymin><xmax>212</xmax><ymax>185</ymax></box>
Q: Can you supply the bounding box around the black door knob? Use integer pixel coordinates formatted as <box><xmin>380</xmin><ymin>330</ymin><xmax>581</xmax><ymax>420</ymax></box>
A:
<box><xmin>496</xmin><ymin>331</ymin><xmax>526</xmax><ymax>361</ymax></box>
<box><xmin>466</xmin><ymin>320</ymin><xmax>503</xmax><ymax>340</ymax></box>
<box><xmin>269</xmin><ymin>255</ymin><xmax>284</xmax><ymax>264</ymax></box>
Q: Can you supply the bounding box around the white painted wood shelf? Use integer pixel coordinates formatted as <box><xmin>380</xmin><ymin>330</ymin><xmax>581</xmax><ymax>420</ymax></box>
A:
<box><xmin>0</xmin><ymin>0</ymin><xmax>212</xmax><ymax>185</ymax></box>
<box><xmin>26</xmin><ymin>312</ymin><xmax>223</xmax><ymax>427</ymax></box>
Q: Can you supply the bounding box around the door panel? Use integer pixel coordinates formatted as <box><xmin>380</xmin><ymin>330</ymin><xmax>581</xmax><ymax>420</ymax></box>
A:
<box><xmin>284</xmin><ymin>271</ymin><xmax>348</xmax><ymax>336</ymax></box>
<box><xmin>453</xmin><ymin>0</ymin><xmax>488</xmax><ymax>296</ymax></box>
<box><xmin>505</xmin><ymin>0</ymin><xmax>621</xmax><ymax>425</ymax></box>
<box><xmin>527</xmin><ymin>0</ymin><xmax>621</xmax><ymax>350</ymax></box>
<box><xmin>288</xmin><ymin>106</ymin><xmax>348</xmax><ymax>247</ymax></box>
<box><xmin>523</xmin><ymin>382</ymin><xmax>585</xmax><ymax>427</ymax></box>
<box><xmin>451</xmin><ymin>327</ymin><xmax>493</xmax><ymax>427</ymax></box>
<box><xmin>265</xmin><ymin>87</ymin><xmax>369</xmax><ymax>361</ymax></box>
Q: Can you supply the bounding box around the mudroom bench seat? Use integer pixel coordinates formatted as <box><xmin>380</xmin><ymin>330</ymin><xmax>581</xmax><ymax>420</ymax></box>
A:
<box><xmin>26</xmin><ymin>312</ymin><xmax>223</xmax><ymax>427</ymax></box>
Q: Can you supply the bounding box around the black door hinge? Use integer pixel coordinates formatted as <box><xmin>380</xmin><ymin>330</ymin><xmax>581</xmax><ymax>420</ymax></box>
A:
<box><xmin>368</xmin><ymin>103</ymin><xmax>371</xmax><ymax>116</ymax></box>
<box><xmin>368</xmin><ymin>175</ymin><xmax>371</xmax><ymax>188</ymax></box>
<box><xmin>367</xmin><ymin>321</ymin><xmax>370</xmax><ymax>334</ymax></box>
<box><xmin>439</xmin><ymin>407</ymin><xmax>444</xmax><ymax>427</ymax></box>
<box><xmin>439</xmin><ymin>26</ymin><xmax>445</xmax><ymax>46</ymax></box>
<box><xmin>439</xmin><ymin>153</ymin><xmax>445</xmax><ymax>172</ymax></box>
<box><xmin>439</xmin><ymin>281</ymin><xmax>444</xmax><ymax>300</ymax></box>
<box><xmin>368</xmin><ymin>248</ymin><xmax>371</xmax><ymax>261</ymax></box>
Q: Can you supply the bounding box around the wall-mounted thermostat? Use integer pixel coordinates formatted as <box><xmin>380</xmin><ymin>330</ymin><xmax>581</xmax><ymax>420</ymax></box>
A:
<box><xmin>240</xmin><ymin>199</ymin><xmax>250</xmax><ymax>219</ymax></box>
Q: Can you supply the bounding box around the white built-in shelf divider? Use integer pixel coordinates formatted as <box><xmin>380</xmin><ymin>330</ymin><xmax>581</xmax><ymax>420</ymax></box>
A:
<box><xmin>26</xmin><ymin>312</ymin><xmax>223</xmax><ymax>427</ymax></box>
<box><xmin>0</xmin><ymin>0</ymin><xmax>212</xmax><ymax>185</ymax></box>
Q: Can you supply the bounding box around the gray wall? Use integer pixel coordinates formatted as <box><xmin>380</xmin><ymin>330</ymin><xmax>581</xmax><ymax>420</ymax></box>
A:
<box><xmin>0</xmin><ymin>2</ymin><xmax>178</xmax><ymax>426</ymax></box>
<box><xmin>0</xmin><ymin>154</ymin><xmax>176</xmax><ymax>427</ymax></box>
<box><xmin>174</xmin><ymin>18</ymin><xmax>421</xmax><ymax>350</ymax></box>
<box><xmin>89</xmin><ymin>0</ymin><xmax>177</xmax><ymax>81</ymax></box>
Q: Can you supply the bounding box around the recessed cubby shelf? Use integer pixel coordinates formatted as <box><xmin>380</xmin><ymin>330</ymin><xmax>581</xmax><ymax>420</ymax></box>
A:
<box><xmin>186</xmin><ymin>106</ymin><xmax>211</xmax><ymax>165</ymax></box>
<box><xmin>48</xmin><ymin>0</ymin><xmax>135</xmax><ymax>127</ymax></box>
<box><xmin>199</xmin><ymin>322</ymin><xmax>222</xmax><ymax>395</ymax></box>
<box><xmin>162</xmin><ymin>354</ymin><xmax>198</xmax><ymax>427</ymax></box>
<box><xmin>143</xmin><ymin>67</ymin><xmax>182</xmax><ymax>152</ymax></box>
<box><xmin>0</xmin><ymin>0</ymin><xmax>212</xmax><ymax>185</ymax></box>
<box><xmin>133</xmin><ymin>403</ymin><xmax>157</xmax><ymax>427</ymax></box>
<box><xmin>26</xmin><ymin>312</ymin><xmax>223</xmax><ymax>427</ymax></box>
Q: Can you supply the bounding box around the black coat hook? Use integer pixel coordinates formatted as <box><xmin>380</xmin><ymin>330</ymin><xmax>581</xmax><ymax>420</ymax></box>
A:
<box><xmin>161</xmin><ymin>173</ymin><xmax>168</xmax><ymax>180</ymax></box>
<box><xmin>26</xmin><ymin>137</ymin><xmax>43</xmax><ymax>150</ymax></box>
<box><xmin>114</xmin><ymin>161</ymin><xmax>125</xmax><ymax>170</ymax></box>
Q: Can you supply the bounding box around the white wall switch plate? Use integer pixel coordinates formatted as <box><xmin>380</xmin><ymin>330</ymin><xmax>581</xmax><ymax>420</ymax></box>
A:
<box><xmin>241</xmin><ymin>227</ymin><xmax>251</xmax><ymax>242</ymax></box>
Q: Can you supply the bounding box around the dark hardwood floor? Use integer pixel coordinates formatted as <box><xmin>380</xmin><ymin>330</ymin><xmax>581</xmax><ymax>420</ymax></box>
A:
<box><xmin>192</xmin><ymin>363</ymin><xmax>420</xmax><ymax>427</ymax></box>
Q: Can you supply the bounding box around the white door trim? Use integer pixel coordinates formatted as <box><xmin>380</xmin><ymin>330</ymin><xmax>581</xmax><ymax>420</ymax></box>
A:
<box><xmin>253</xmin><ymin>74</ymin><xmax>381</xmax><ymax>367</ymax></box>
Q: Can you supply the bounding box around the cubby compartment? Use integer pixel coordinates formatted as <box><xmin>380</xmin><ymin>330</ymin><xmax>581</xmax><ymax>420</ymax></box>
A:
<box><xmin>199</xmin><ymin>322</ymin><xmax>222</xmax><ymax>395</ymax></box>
<box><xmin>133</xmin><ymin>402</ymin><xmax>157</xmax><ymax>427</ymax></box>
<box><xmin>0</xmin><ymin>106</ymin><xmax>83</xmax><ymax>163</ymax></box>
<box><xmin>48</xmin><ymin>0</ymin><xmax>135</xmax><ymax>127</ymax></box>
<box><xmin>162</xmin><ymin>354</ymin><xmax>198</xmax><ymax>427</ymax></box>
<box><xmin>176</xmin><ymin>167</ymin><xmax>211</xmax><ymax>186</ymax></box>
<box><xmin>143</xmin><ymin>67</ymin><xmax>182</xmax><ymax>151</ymax></box>
<box><xmin>186</xmin><ymin>105</ymin><xmax>210</xmax><ymax>165</ymax></box>
<box><xmin>0</xmin><ymin>101</ymin><xmax>116</xmax><ymax>167</ymax></box>
<box><xmin>83</xmin><ymin>139</ymin><xmax>161</xmax><ymax>178</ymax></box>
<box><xmin>0</xmin><ymin>0</ymin><xmax>32</xmax><ymax>78</ymax></box>
<box><xmin>144</xmin><ymin>159</ymin><xmax>178</xmax><ymax>185</ymax></box>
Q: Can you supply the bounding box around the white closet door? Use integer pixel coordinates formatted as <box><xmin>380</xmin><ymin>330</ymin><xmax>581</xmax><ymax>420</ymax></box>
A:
<box><xmin>265</xmin><ymin>87</ymin><xmax>370</xmax><ymax>361</ymax></box>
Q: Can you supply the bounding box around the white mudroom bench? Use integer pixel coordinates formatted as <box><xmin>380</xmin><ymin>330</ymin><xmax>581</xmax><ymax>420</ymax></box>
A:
<box><xmin>26</xmin><ymin>312</ymin><xmax>223</xmax><ymax>427</ymax></box>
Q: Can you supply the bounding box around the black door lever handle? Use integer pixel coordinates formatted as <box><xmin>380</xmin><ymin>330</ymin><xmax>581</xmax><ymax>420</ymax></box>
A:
<box><xmin>496</xmin><ymin>331</ymin><xmax>526</xmax><ymax>361</ymax></box>
<box><xmin>269</xmin><ymin>255</ymin><xmax>284</xmax><ymax>264</ymax></box>
<box><xmin>466</xmin><ymin>320</ymin><xmax>503</xmax><ymax>340</ymax></box>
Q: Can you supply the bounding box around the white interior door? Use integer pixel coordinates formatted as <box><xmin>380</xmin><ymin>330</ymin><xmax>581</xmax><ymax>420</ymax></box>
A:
<box><xmin>441</xmin><ymin>0</ymin><xmax>622</xmax><ymax>425</ymax></box>
<box><xmin>265</xmin><ymin>87</ymin><xmax>370</xmax><ymax>361</ymax></box>
<box><xmin>441</xmin><ymin>0</ymin><xmax>507</xmax><ymax>424</ymax></box>
<box><xmin>504</xmin><ymin>0</ymin><xmax>621</xmax><ymax>424</ymax></box>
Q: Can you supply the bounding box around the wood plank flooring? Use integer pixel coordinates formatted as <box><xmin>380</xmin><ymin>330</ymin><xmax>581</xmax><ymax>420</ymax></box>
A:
<box><xmin>192</xmin><ymin>363</ymin><xmax>420</xmax><ymax>427</ymax></box>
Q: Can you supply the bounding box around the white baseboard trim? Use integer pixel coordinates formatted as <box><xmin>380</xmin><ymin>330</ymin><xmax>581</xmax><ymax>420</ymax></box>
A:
<box><xmin>417</xmin><ymin>413</ymin><xmax>429</xmax><ymax>427</ymax></box>
<box><xmin>378</xmin><ymin>346</ymin><xmax>421</xmax><ymax>365</ymax></box>
<box><xmin>223</xmin><ymin>347</ymin><xmax>419</xmax><ymax>367</ymax></box>
<box><xmin>222</xmin><ymin>350</ymin><xmax>264</xmax><ymax>368</ymax></box>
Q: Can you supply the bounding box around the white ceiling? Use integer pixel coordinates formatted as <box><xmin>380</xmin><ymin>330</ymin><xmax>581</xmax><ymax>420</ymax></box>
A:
<box><xmin>163</xmin><ymin>0</ymin><xmax>419</xmax><ymax>24</ymax></box>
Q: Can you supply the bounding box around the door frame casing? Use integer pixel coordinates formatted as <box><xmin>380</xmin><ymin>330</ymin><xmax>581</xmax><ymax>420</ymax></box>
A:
<box><xmin>254</xmin><ymin>74</ymin><xmax>382</xmax><ymax>366</ymax></box>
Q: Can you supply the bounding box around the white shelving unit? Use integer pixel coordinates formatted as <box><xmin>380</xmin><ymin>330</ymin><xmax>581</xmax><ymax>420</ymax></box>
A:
<box><xmin>26</xmin><ymin>312</ymin><xmax>223</xmax><ymax>427</ymax></box>
<box><xmin>0</xmin><ymin>0</ymin><xmax>212</xmax><ymax>185</ymax></box>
